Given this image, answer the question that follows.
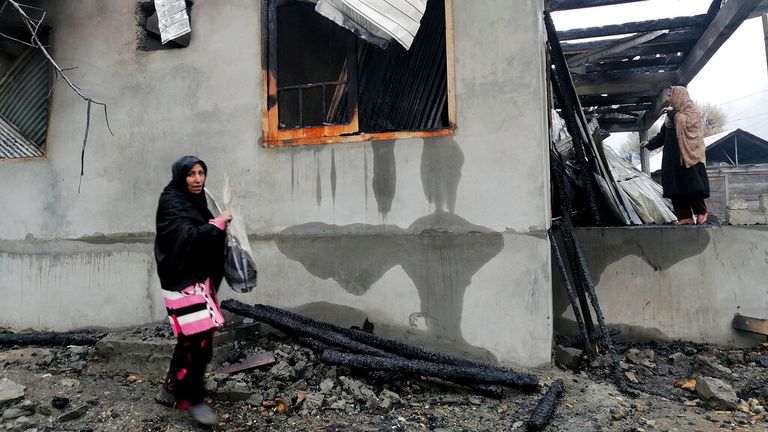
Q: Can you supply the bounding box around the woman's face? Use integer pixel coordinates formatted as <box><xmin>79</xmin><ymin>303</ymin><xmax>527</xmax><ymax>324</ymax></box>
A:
<box><xmin>186</xmin><ymin>163</ymin><xmax>205</xmax><ymax>194</ymax></box>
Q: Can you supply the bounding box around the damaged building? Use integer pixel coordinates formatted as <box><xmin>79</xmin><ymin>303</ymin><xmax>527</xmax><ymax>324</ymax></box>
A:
<box><xmin>0</xmin><ymin>0</ymin><xmax>766</xmax><ymax>372</ymax></box>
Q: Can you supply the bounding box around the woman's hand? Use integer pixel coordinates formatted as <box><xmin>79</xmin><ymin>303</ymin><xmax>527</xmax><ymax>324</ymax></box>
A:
<box><xmin>215</xmin><ymin>211</ymin><xmax>233</xmax><ymax>224</ymax></box>
<box><xmin>640</xmin><ymin>141</ymin><xmax>649</xmax><ymax>148</ymax></box>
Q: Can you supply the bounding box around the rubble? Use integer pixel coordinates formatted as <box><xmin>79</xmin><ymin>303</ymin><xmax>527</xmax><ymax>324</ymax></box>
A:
<box><xmin>0</xmin><ymin>331</ymin><xmax>103</xmax><ymax>347</ymax></box>
<box><xmin>0</xmin><ymin>323</ymin><xmax>766</xmax><ymax>431</ymax></box>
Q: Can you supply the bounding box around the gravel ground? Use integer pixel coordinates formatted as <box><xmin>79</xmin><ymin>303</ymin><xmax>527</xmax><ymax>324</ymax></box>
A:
<box><xmin>1</xmin><ymin>321</ymin><xmax>767</xmax><ymax>432</ymax></box>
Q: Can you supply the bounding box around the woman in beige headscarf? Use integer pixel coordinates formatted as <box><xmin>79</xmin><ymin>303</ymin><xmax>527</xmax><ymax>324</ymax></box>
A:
<box><xmin>641</xmin><ymin>86</ymin><xmax>710</xmax><ymax>224</ymax></box>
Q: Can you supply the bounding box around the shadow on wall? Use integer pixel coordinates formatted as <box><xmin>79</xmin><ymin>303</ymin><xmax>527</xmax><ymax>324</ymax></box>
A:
<box><xmin>276</xmin><ymin>137</ymin><xmax>504</xmax><ymax>363</ymax></box>
<box><xmin>553</xmin><ymin>227</ymin><xmax>711</xmax><ymax>341</ymax></box>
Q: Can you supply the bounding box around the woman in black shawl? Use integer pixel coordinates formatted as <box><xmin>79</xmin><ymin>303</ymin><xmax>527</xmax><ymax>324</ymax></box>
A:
<box><xmin>154</xmin><ymin>155</ymin><xmax>232</xmax><ymax>426</ymax></box>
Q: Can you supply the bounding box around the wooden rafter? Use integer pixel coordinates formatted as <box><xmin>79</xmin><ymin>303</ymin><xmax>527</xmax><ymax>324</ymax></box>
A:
<box><xmin>568</xmin><ymin>30</ymin><xmax>668</xmax><ymax>72</ymax></box>
<box><xmin>561</xmin><ymin>29</ymin><xmax>701</xmax><ymax>54</ymax></box>
<box><xmin>546</xmin><ymin>0</ymin><xmax>647</xmax><ymax>12</ymax></box>
<box><xmin>574</xmin><ymin>70</ymin><xmax>678</xmax><ymax>96</ymax></box>
<box><xmin>677</xmin><ymin>0</ymin><xmax>763</xmax><ymax>83</ymax></box>
<box><xmin>557</xmin><ymin>15</ymin><xmax>707</xmax><ymax>41</ymax></box>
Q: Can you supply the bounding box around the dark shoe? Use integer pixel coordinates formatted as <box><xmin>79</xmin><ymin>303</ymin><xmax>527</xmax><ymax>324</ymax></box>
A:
<box><xmin>674</xmin><ymin>218</ymin><xmax>694</xmax><ymax>225</ymax></box>
<box><xmin>190</xmin><ymin>403</ymin><xmax>218</xmax><ymax>426</ymax></box>
<box><xmin>154</xmin><ymin>386</ymin><xmax>176</xmax><ymax>407</ymax></box>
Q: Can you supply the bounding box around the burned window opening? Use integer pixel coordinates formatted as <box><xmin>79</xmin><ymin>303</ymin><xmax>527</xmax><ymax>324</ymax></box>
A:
<box><xmin>265</xmin><ymin>0</ymin><xmax>453</xmax><ymax>147</ymax></box>
<box><xmin>0</xmin><ymin>27</ymin><xmax>51</xmax><ymax>159</ymax></box>
<box><xmin>276</xmin><ymin>1</ymin><xmax>357</xmax><ymax>130</ymax></box>
<box><xmin>136</xmin><ymin>1</ymin><xmax>194</xmax><ymax>51</ymax></box>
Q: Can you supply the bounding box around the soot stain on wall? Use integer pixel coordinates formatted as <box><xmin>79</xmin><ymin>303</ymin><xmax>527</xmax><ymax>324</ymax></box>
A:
<box><xmin>371</xmin><ymin>140</ymin><xmax>396</xmax><ymax>219</ymax></box>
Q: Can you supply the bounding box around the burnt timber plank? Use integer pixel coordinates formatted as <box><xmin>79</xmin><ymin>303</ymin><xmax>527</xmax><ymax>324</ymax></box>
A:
<box><xmin>580</xmin><ymin>92</ymin><xmax>657</xmax><ymax>107</ymax></box>
<box><xmin>574</xmin><ymin>64</ymin><xmax>680</xmax><ymax>81</ymax></box>
<box><xmin>214</xmin><ymin>352</ymin><xmax>276</xmax><ymax>374</ymax></box>
<box><xmin>561</xmin><ymin>29</ymin><xmax>701</xmax><ymax>54</ymax></box>
<box><xmin>547</xmin><ymin>0</ymin><xmax>647</xmax><ymax>12</ymax></box>
<box><xmin>583</xmin><ymin>56</ymin><xmax>684</xmax><ymax>74</ymax></box>
<box><xmin>557</xmin><ymin>15</ymin><xmax>707</xmax><ymax>41</ymax></box>
<box><xmin>574</xmin><ymin>70</ymin><xmax>679</xmax><ymax>96</ymax></box>
<box><xmin>732</xmin><ymin>314</ymin><xmax>768</xmax><ymax>336</ymax></box>
<box><xmin>638</xmin><ymin>88</ymin><xmax>671</xmax><ymax>130</ymax></box>
<box><xmin>568</xmin><ymin>30</ymin><xmax>668</xmax><ymax>70</ymax></box>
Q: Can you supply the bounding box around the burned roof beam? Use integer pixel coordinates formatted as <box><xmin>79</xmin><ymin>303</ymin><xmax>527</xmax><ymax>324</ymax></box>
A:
<box><xmin>574</xmin><ymin>70</ymin><xmax>679</xmax><ymax>96</ymax></box>
<box><xmin>592</xmin><ymin>42</ymin><xmax>694</xmax><ymax>61</ymax></box>
<box><xmin>583</xmin><ymin>56</ymin><xmax>684</xmax><ymax>74</ymax></box>
<box><xmin>677</xmin><ymin>0</ymin><xmax>763</xmax><ymax>83</ymax></box>
<box><xmin>546</xmin><ymin>0</ymin><xmax>647</xmax><ymax>11</ymax></box>
<box><xmin>597</xmin><ymin>117</ymin><xmax>644</xmax><ymax>133</ymax></box>
<box><xmin>561</xmin><ymin>29</ymin><xmax>701</xmax><ymax>54</ymax></box>
<box><xmin>568</xmin><ymin>30</ymin><xmax>668</xmax><ymax>72</ymax></box>
<box><xmin>587</xmin><ymin>103</ymin><xmax>653</xmax><ymax>114</ymax></box>
<box><xmin>557</xmin><ymin>14</ymin><xmax>708</xmax><ymax>41</ymax></box>
<box><xmin>575</xmin><ymin>64</ymin><xmax>680</xmax><ymax>81</ymax></box>
<box><xmin>636</xmin><ymin>87</ymin><xmax>668</xmax><ymax>131</ymax></box>
<box><xmin>579</xmin><ymin>92</ymin><xmax>657</xmax><ymax>107</ymax></box>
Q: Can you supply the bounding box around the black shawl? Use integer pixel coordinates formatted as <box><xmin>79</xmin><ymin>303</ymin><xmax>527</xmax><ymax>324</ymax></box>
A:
<box><xmin>154</xmin><ymin>156</ymin><xmax>226</xmax><ymax>291</ymax></box>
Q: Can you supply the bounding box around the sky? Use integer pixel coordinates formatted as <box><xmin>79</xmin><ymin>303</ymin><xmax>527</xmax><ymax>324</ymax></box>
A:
<box><xmin>552</xmin><ymin>0</ymin><xmax>768</xmax><ymax>148</ymax></box>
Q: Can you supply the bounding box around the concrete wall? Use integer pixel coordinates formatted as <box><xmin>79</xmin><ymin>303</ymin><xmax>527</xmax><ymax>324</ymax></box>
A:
<box><xmin>0</xmin><ymin>0</ymin><xmax>552</xmax><ymax>367</ymax></box>
<box><xmin>554</xmin><ymin>226</ymin><xmax>768</xmax><ymax>348</ymax></box>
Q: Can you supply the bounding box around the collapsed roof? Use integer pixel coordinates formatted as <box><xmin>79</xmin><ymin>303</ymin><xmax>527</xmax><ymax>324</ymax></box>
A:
<box><xmin>546</xmin><ymin>0</ymin><xmax>768</xmax><ymax>133</ymax></box>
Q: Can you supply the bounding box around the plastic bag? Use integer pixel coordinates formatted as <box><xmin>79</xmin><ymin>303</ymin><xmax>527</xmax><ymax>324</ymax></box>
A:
<box><xmin>205</xmin><ymin>179</ymin><xmax>257</xmax><ymax>293</ymax></box>
<box><xmin>223</xmin><ymin>234</ymin><xmax>258</xmax><ymax>293</ymax></box>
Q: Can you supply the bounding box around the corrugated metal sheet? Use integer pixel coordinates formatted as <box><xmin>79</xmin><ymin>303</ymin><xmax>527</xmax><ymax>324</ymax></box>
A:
<box><xmin>315</xmin><ymin>0</ymin><xmax>427</xmax><ymax>50</ymax></box>
<box><xmin>0</xmin><ymin>117</ymin><xmax>44</xmax><ymax>159</ymax></box>
<box><xmin>0</xmin><ymin>48</ymin><xmax>51</xmax><ymax>148</ymax></box>
<box><xmin>357</xmin><ymin>0</ymin><xmax>447</xmax><ymax>132</ymax></box>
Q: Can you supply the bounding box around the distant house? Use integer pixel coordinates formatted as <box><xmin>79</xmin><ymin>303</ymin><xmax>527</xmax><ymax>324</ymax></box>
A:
<box><xmin>649</xmin><ymin>129</ymin><xmax>768</xmax><ymax>222</ymax></box>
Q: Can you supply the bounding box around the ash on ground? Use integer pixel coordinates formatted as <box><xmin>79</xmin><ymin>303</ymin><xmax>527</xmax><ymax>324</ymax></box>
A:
<box><xmin>1</xmin><ymin>321</ymin><xmax>767</xmax><ymax>431</ymax></box>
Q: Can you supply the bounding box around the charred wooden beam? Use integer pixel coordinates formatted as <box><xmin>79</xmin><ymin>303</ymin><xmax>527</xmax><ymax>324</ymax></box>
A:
<box><xmin>574</xmin><ymin>64</ymin><xmax>680</xmax><ymax>81</ymax></box>
<box><xmin>230</xmin><ymin>301</ymin><xmax>518</xmax><ymax>396</ymax></box>
<box><xmin>638</xmin><ymin>87</ymin><xmax>673</xmax><ymax>131</ymax></box>
<box><xmin>253</xmin><ymin>303</ymin><xmax>493</xmax><ymax>370</ymax></box>
<box><xmin>526</xmin><ymin>379</ymin><xmax>565</xmax><ymax>432</ymax></box>
<box><xmin>583</xmin><ymin>56</ymin><xmax>684</xmax><ymax>74</ymax></box>
<box><xmin>546</xmin><ymin>0</ymin><xmax>646</xmax><ymax>11</ymax></box>
<box><xmin>320</xmin><ymin>350</ymin><xmax>539</xmax><ymax>390</ymax></box>
<box><xmin>557</xmin><ymin>15</ymin><xmax>708</xmax><ymax>41</ymax></box>
<box><xmin>556</xmin><ymin>327</ymin><xmax>621</xmax><ymax>349</ymax></box>
<box><xmin>0</xmin><ymin>331</ymin><xmax>104</xmax><ymax>347</ymax></box>
<box><xmin>677</xmin><ymin>0</ymin><xmax>763</xmax><ymax>83</ymax></box>
<box><xmin>574</xmin><ymin>71</ymin><xmax>679</xmax><ymax>97</ymax></box>
<box><xmin>221</xmin><ymin>300</ymin><xmax>394</xmax><ymax>358</ymax></box>
<box><xmin>549</xmin><ymin>153</ymin><xmax>597</xmax><ymax>346</ymax></box>
<box><xmin>561</xmin><ymin>29</ymin><xmax>701</xmax><ymax>54</ymax></box>
<box><xmin>568</xmin><ymin>30</ymin><xmax>668</xmax><ymax>71</ymax></box>
<box><xmin>549</xmin><ymin>229</ymin><xmax>594</xmax><ymax>356</ymax></box>
<box><xmin>579</xmin><ymin>92</ymin><xmax>657</xmax><ymax>107</ymax></box>
<box><xmin>596</xmin><ymin>117</ymin><xmax>643</xmax><ymax>133</ymax></box>
<box><xmin>545</xmin><ymin>11</ymin><xmax>602</xmax><ymax>225</ymax></box>
<box><xmin>587</xmin><ymin>103</ymin><xmax>653</xmax><ymax>115</ymax></box>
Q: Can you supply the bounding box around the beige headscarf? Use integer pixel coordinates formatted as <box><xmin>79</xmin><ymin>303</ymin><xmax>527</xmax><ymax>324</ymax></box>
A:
<box><xmin>666</xmin><ymin>86</ymin><xmax>706</xmax><ymax>168</ymax></box>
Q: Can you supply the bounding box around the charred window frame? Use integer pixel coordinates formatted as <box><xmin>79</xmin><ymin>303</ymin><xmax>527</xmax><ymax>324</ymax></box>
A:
<box><xmin>262</xmin><ymin>0</ymin><xmax>456</xmax><ymax>148</ymax></box>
